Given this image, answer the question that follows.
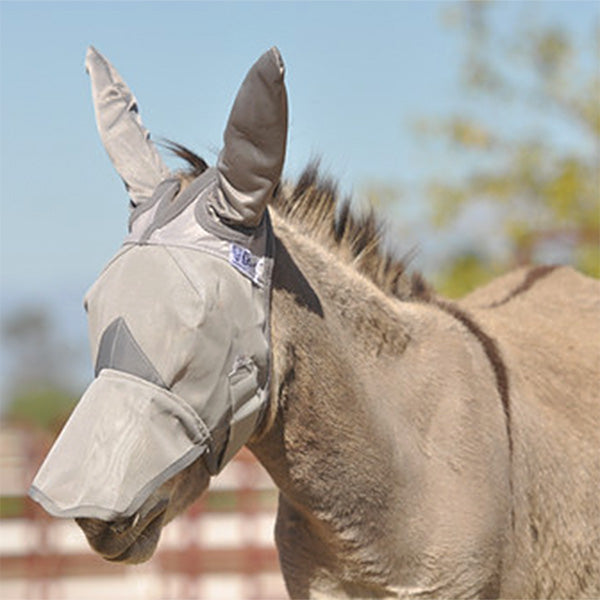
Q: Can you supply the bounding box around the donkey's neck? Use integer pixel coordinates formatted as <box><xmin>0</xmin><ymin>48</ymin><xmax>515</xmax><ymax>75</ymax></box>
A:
<box><xmin>250</xmin><ymin>215</ymin><xmax>413</xmax><ymax>596</ymax></box>
<box><xmin>250</xmin><ymin>214</ymin><xmax>512</xmax><ymax>598</ymax></box>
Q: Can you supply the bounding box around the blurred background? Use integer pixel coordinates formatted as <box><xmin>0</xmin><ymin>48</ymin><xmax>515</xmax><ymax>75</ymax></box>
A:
<box><xmin>1</xmin><ymin>1</ymin><xmax>598</xmax><ymax>599</ymax></box>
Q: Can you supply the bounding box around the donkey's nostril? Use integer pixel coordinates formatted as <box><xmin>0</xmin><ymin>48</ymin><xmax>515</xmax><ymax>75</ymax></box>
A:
<box><xmin>109</xmin><ymin>511</ymin><xmax>139</xmax><ymax>535</ymax></box>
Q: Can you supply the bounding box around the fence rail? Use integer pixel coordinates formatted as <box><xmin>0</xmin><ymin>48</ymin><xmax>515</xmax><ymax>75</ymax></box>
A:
<box><xmin>0</xmin><ymin>427</ymin><xmax>286</xmax><ymax>600</ymax></box>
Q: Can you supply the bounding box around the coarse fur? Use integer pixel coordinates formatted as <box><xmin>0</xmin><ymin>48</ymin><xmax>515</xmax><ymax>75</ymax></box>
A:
<box><xmin>259</xmin><ymin>168</ymin><xmax>599</xmax><ymax>599</ymax></box>
<box><xmin>77</xmin><ymin>143</ymin><xmax>600</xmax><ymax>599</ymax></box>
<box><xmin>259</xmin><ymin>173</ymin><xmax>600</xmax><ymax>597</ymax></box>
<box><xmin>186</xmin><ymin>146</ymin><xmax>600</xmax><ymax>596</ymax></box>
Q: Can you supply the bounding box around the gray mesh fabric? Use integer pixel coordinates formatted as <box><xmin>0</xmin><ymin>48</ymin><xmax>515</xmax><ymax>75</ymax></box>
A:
<box><xmin>29</xmin><ymin>184</ymin><xmax>274</xmax><ymax>518</ymax></box>
<box><xmin>85</xmin><ymin>46</ymin><xmax>171</xmax><ymax>207</ymax></box>
<box><xmin>29</xmin><ymin>370</ymin><xmax>210</xmax><ymax>520</ymax></box>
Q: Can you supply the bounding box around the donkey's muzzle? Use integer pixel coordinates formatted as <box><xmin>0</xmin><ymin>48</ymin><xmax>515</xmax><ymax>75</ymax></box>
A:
<box><xmin>28</xmin><ymin>369</ymin><xmax>210</xmax><ymax>521</ymax></box>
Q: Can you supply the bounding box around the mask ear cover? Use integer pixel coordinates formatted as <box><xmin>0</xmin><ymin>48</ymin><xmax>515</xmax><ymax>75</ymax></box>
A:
<box><xmin>214</xmin><ymin>47</ymin><xmax>288</xmax><ymax>228</ymax></box>
<box><xmin>85</xmin><ymin>46</ymin><xmax>171</xmax><ymax>208</ymax></box>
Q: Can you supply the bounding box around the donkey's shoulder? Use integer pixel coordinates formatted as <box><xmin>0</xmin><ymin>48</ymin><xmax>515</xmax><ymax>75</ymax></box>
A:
<box><xmin>462</xmin><ymin>265</ymin><xmax>599</xmax><ymax>419</ymax></box>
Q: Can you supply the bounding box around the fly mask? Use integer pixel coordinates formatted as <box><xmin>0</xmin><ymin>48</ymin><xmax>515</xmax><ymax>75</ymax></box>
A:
<box><xmin>29</xmin><ymin>46</ymin><xmax>288</xmax><ymax>522</ymax></box>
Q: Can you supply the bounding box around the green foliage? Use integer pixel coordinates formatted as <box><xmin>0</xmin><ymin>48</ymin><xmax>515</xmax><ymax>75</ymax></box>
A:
<box><xmin>435</xmin><ymin>253</ymin><xmax>501</xmax><ymax>299</ymax></box>
<box><xmin>3</xmin><ymin>384</ymin><xmax>77</xmax><ymax>433</ymax></box>
<box><xmin>0</xmin><ymin>496</ymin><xmax>26</xmax><ymax>519</ymax></box>
<box><xmin>1</xmin><ymin>305</ymin><xmax>83</xmax><ymax>433</ymax></box>
<box><xmin>421</xmin><ymin>2</ymin><xmax>599</xmax><ymax>295</ymax></box>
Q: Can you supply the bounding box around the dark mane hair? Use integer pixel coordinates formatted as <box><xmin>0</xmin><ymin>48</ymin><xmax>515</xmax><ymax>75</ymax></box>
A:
<box><xmin>161</xmin><ymin>140</ymin><xmax>210</xmax><ymax>181</ymax></box>
<box><xmin>167</xmin><ymin>143</ymin><xmax>430</xmax><ymax>301</ymax></box>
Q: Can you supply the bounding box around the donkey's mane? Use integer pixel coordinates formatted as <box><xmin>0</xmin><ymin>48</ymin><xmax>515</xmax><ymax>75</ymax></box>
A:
<box><xmin>272</xmin><ymin>162</ymin><xmax>431</xmax><ymax>301</ymax></box>
<box><xmin>167</xmin><ymin>143</ymin><xmax>430</xmax><ymax>301</ymax></box>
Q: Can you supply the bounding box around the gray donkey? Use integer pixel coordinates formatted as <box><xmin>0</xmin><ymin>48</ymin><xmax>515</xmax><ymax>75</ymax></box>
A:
<box><xmin>30</xmin><ymin>47</ymin><xmax>599</xmax><ymax>599</ymax></box>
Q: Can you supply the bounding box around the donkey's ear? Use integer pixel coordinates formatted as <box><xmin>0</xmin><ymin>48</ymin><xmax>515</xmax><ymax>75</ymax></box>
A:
<box><xmin>215</xmin><ymin>47</ymin><xmax>288</xmax><ymax>227</ymax></box>
<box><xmin>85</xmin><ymin>46</ymin><xmax>171</xmax><ymax>208</ymax></box>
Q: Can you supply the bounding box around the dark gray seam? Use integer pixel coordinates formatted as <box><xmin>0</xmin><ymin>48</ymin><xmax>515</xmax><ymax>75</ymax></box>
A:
<box><xmin>140</xmin><ymin>170</ymin><xmax>216</xmax><ymax>242</ymax></box>
<box><xmin>95</xmin><ymin>317</ymin><xmax>167</xmax><ymax>388</ymax></box>
<box><xmin>29</xmin><ymin>443</ymin><xmax>208</xmax><ymax>521</ymax></box>
<box><xmin>92</xmin><ymin>245</ymin><xmax>136</xmax><ymax>284</ymax></box>
<box><xmin>431</xmin><ymin>298</ymin><xmax>515</xmax><ymax>529</ymax></box>
<box><xmin>163</xmin><ymin>246</ymin><xmax>210</xmax><ymax>301</ymax></box>
<box><xmin>254</xmin><ymin>217</ymin><xmax>275</xmax><ymax>435</ymax></box>
<box><xmin>195</xmin><ymin>191</ymin><xmax>270</xmax><ymax>248</ymax></box>
<box><xmin>487</xmin><ymin>265</ymin><xmax>559</xmax><ymax>309</ymax></box>
<box><xmin>129</xmin><ymin>178</ymin><xmax>180</xmax><ymax>232</ymax></box>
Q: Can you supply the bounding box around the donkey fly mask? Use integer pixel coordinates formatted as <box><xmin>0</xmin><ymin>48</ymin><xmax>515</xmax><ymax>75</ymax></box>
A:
<box><xmin>29</xmin><ymin>46</ymin><xmax>287</xmax><ymax>522</ymax></box>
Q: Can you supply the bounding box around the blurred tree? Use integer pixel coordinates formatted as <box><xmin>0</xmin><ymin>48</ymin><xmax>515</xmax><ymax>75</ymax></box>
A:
<box><xmin>416</xmin><ymin>2</ymin><xmax>599</xmax><ymax>297</ymax></box>
<box><xmin>1</xmin><ymin>306</ymin><xmax>79</xmax><ymax>433</ymax></box>
<box><xmin>5</xmin><ymin>385</ymin><xmax>78</xmax><ymax>433</ymax></box>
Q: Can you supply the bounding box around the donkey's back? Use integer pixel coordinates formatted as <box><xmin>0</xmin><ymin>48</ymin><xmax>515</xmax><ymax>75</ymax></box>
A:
<box><xmin>462</xmin><ymin>265</ymin><xmax>600</xmax><ymax>597</ymax></box>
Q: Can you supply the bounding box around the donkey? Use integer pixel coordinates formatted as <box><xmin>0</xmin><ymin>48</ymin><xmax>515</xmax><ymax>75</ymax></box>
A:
<box><xmin>30</xmin><ymin>47</ymin><xmax>599</xmax><ymax>599</ymax></box>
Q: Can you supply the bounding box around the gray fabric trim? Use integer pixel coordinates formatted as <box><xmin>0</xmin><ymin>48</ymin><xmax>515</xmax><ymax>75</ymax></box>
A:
<box><xmin>95</xmin><ymin>317</ymin><xmax>167</xmax><ymax>388</ymax></box>
<box><xmin>140</xmin><ymin>169</ymin><xmax>216</xmax><ymax>243</ymax></box>
<box><xmin>28</xmin><ymin>443</ymin><xmax>207</xmax><ymax>520</ymax></box>
<box><xmin>129</xmin><ymin>178</ymin><xmax>180</xmax><ymax>232</ymax></box>
<box><xmin>255</xmin><ymin>224</ymin><xmax>275</xmax><ymax>430</ymax></box>
<box><xmin>196</xmin><ymin>195</ymin><xmax>275</xmax><ymax>266</ymax></box>
<box><xmin>126</xmin><ymin>169</ymin><xmax>275</xmax><ymax>288</ymax></box>
<box><xmin>195</xmin><ymin>190</ymin><xmax>263</xmax><ymax>246</ymax></box>
<box><xmin>28</xmin><ymin>369</ymin><xmax>213</xmax><ymax>520</ymax></box>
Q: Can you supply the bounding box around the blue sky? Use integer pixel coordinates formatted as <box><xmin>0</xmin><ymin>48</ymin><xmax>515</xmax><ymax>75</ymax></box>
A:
<box><xmin>1</xmin><ymin>1</ymin><xmax>598</xmax><ymax>391</ymax></box>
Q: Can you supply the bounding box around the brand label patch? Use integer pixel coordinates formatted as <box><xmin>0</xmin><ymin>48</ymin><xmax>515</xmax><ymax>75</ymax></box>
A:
<box><xmin>229</xmin><ymin>243</ymin><xmax>265</xmax><ymax>286</ymax></box>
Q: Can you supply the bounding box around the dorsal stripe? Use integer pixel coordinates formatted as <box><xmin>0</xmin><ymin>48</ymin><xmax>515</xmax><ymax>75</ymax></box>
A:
<box><xmin>487</xmin><ymin>265</ymin><xmax>559</xmax><ymax>309</ymax></box>
<box><xmin>432</xmin><ymin>299</ymin><xmax>515</xmax><ymax>529</ymax></box>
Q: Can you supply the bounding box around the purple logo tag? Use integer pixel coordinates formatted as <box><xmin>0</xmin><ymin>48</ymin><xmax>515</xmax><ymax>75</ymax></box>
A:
<box><xmin>229</xmin><ymin>243</ymin><xmax>264</xmax><ymax>286</ymax></box>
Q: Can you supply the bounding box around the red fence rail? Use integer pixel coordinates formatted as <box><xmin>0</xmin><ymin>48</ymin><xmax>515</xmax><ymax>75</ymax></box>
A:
<box><xmin>0</xmin><ymin>426</ymin><xmax>286</xmax><ymax>600</ymax></box>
